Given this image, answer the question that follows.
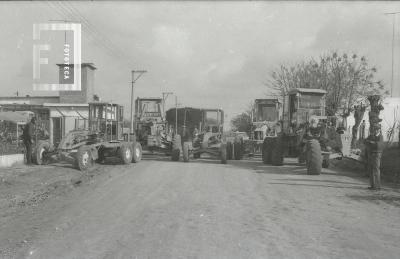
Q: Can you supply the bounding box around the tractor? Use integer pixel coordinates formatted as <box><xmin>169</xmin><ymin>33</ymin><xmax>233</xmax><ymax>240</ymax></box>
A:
<box><xmin>262</xmin><ymin>88</ymin><xmax>344</xmax><ymax>175</ymax></box>
<box><xmin>165</xmin><ymin>107</ymin><xmax>228</xmax><ymax>164</ymax></box>
<box><xmin>249</xmin><ymin>98</ymin><xmax>281</xmax><ymax>155</ymax></box>
<box><xmin>33</xmin><ymin>102</ymin><xmax>142</xmax><ymax>170</ymax></box>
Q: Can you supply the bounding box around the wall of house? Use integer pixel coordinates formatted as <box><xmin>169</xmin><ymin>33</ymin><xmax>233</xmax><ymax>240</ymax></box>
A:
<box><xmin>59</xmin><ymin>64</ymin><xmax>96</xmax><ymax>104</ymax></box>
<box><xmin>0</xmin><ymin>96</ymin><xmax>59</xmax><ymax>105</ymax></box>
<box><xmin>346</xmin><ymin>97</ymin><xmax>400</xmax><ymax>142</ymax></box>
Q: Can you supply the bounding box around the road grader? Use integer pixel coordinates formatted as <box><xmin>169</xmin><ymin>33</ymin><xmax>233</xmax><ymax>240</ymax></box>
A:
<box><xmin>135</xmin><ymin>97</ymin><xmax>174</xmax><ymax>154</ymax></box>
<box><xmin>248</xmin><ymin>98</ymin><xmax>282</xmax><ymax>155</ymax></box>
<box><xmin>262</xmin><ymin>88</ymin><xmax>347</xmax><ymax>175</ymax></box>
<box><xmin>33</xmin><ymin>102</ymin><xmax>142</xmax><ymax>170</ymax></box>
<box><xmin>166</xmin><ymin>107</ymin><xmax>228</xmax><ymax>164</ymax></box>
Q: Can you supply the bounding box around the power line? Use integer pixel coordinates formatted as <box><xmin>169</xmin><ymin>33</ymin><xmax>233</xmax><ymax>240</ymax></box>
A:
<box><xmin>54</xmin><ymin>2</ymin><xmax>121</xmax><ymax>60</ymax></box>
<box><xmin>60</xmin><ymin>1</ymin><xmax>136</xmax><ymax>68</ymax></box>
<box><xmin>46</xmin><ymin>1</ymin><xmax>136</xmax><ymax>68</ymax></box>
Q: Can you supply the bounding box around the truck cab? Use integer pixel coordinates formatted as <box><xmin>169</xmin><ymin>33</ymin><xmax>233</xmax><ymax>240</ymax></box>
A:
<box><xmin>134</xmin><ymin>98</ymin><xmax>167</xmax><ymax>149</ymax></box>
<box><xmin>202</xmin><ymin>109</ymin><xmax>224</xmax><ymax>133</ymax></box>
<box><xmin>283</xmin><ymin>88</ymin><xmax>327</xmax><ymax>134</ymax></box>
<box><xmin>88</xmin><ymin>102</ymin><xmax>124</xmax><ymax>142</ymax></box>
<box><xmin>251</xmin><ymin>99</ymin><xmax>281</xmax><ymax>142</ymax></box>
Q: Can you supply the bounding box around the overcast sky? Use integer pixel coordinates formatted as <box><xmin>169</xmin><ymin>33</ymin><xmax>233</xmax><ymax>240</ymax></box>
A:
<box><xmin>0</xmin><ymin>1</ymin><xmax>399</xmax><ymax>128</ymax></box>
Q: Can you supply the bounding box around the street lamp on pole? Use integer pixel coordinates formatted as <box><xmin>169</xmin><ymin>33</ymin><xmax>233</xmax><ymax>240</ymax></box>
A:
<box><xmin>174</xmin><ymin>96</ymin><xmax>182</xmax><ymax>135</ymax></box>
<box><xmin>130</xmin><ymin>70</ymin><xmax>147</xmax><ymax>141</ymax></box>
<box><xmin>175</xmin><ymin>95</ymin><xmax>178</xmax><ymax>134</ymax></box>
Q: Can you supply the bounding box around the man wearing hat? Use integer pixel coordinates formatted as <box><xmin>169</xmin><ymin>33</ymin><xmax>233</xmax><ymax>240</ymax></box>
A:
<box><xmin>22</xmin><ymin>117</ymin><xmax>36</xmax><ymax>165</ymax></box>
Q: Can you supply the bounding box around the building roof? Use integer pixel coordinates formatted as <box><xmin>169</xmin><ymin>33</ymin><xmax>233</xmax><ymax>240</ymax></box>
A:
<box><xmin>167</xmin><ymin>107</ymin><xmax>223</xmax><ymax>112</ymax></box>
<box><xmin>254</xmin><ymin>99</ymin><xmax>280</xmax><ymax>104</ymax></box>
<box><xmin>0</xmin><ymin>96</ymin><xmax>59</xmax><ymax>100</ymax></box>
<box><xmin>43</xmin><ymin>103</ymin><xmax>88</xmax><ymax>107</ymax></box>
<box><xmin>88</xmin><ymin>102</ymin><xmax>120</xmax><ymax>106</ymax></box>
<box><xmin>56</xmin><ymin>63</ymin><xmax>97</xmax><ymax>70</ymax></box>
<box><xmin>136</xmin><ymin>97</ymin><xmax>162</xmax><ymax>101</ymax></box>
<box><xmin>288</xmin><ymin>88</ymin><xmax>327</xmax><ymax>94</ymax></box>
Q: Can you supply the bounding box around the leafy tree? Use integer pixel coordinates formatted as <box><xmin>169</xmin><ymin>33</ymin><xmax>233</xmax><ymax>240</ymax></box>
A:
<box><xmin>231</xmin><ymin>112</ymin><xmax>252</xmax><ymax>133</ymax></box>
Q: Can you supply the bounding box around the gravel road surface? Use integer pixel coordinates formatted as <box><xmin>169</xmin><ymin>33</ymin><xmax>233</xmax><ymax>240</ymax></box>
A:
<box><xmin>2</xmin><ymin>156</ymin><xmax>400</xmax><ymax>259</ymax></box>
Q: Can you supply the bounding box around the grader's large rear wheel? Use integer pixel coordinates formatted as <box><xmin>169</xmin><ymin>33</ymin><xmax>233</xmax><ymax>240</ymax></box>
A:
<box><xmin>226</xmin><ymin>141</ymin><xmax>233</xmax><ymax>160</ymax></box>
<box><xmin>262</xmin><ymin>138</ymin><xmax>272</xmax><ymax>164</ymax></box>
<box><xmin>171</xmin><ymin>134</ymin><xmax>182</xmax><ymax>161</ymax></box>
<box><xmin>183</xmin><ymin>142</ymin><xmax>190</xmax><ymax>162</ymax></box>
<box><xmin>233</xmin><ymin>139</ymin><xmax>243</xmax><ymax>160</ymax></box>
<box><xmin>119</xmin><ymin>143</ymin><xmax>132</xmax><ymax>164</ymax></box>
<box><xmin>132</xmin><ymin>142</ymin><xmax>142</xmax><ymax>163</ymax></box>
<box><xmin>271</xmin><ymin>138</ymin><xmax>283</xmax><ymax>166</ymax></box>
<box><xmin>220</xmin><ymin>143</ymin><xmax>227</xmax><ymax>164</ymax></box>
<box><xmin>76</xmin><ymin>146</ymin><xmax>93</xmax><ymax>171</ymax></box>
<box><xmin>171</xmin><ymin>149</ymin><xmax>180</xmax><ymax>161</ymax></box>
<box><xmin>33</xmin><ymin>141</ymin><xmax>50</xmax><ymax>165</ymax></box>
<box><xmin>306</xmin><ymin>139</ymin><xmax>322</xmax><ymax>175</ymax></box>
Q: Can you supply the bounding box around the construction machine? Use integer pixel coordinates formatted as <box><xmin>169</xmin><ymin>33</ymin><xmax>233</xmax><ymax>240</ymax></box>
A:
<box><xmin>33</xmin><ymin>102</ymin><xmax>142</xmax><ymax>170</ymax></box>
<box><xmin>262</xmin><ymin>88</ymin><xmax>346</xmax><ymax>175</ymax></box>
<box><xmin>135</xmin><ymin>97</ymin><xmax>175</xmax><ymax>154</ymax></box>
<box><xmin>249</xmin><ymin>99</ymin><xmax>281</xmax><ymax>155</ymax></box>
<box><xmin>165</xmin><ymin>107</ymin><xmax>228</xmax><ymax>163</ymax></box>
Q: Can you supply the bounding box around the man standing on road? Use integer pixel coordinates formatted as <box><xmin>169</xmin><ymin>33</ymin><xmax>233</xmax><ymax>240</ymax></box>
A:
<box><xmin>365</xmin><ymin>125</ymin><xmax>384</xmax><ymax>190</ymax></box>
<box><xmin>22</xmin><ymin>117</ymin><xmax>36</xmax><ymax>165</ymax></box>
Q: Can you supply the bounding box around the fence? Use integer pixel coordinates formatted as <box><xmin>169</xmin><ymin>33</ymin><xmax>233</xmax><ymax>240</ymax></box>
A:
<box><xmin>0</xmin><ymin>121</ymin><xmax>25</xmax><ymax>155</ymax></box>
<box><xmin>0</xmin><ymin>119</ymin><xmax>50</xmax><ymax>156</ymax></box>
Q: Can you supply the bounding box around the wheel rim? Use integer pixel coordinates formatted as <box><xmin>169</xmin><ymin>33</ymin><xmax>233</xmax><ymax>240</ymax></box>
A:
<box><xmin>126</xmin><ymin>148</ymin><xmax>131</xmax><ymax>159</ymax></box>
<box><xmin>135</xmin><ymin>147</ymin><xmax>140</xmax><ymax>158</ymax></box>
<box><xmin>82</xmin><ymin>151</ymin><xmax>89</xmax><ymax>166</ymax></box>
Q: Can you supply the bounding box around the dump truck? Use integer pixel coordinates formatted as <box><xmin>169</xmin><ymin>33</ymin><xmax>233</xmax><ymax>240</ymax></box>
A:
<box><xmin>33</xmin><ymin>102</ymin><xmax>142</xmax><ymax>170</ymax></box>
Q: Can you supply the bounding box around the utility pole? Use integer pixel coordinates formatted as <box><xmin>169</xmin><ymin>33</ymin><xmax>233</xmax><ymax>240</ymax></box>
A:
<box><xmin>175</xmin><ymin>95</ymin><xmax>178</xmax><ymax>134</ymax></box>
<box><xmin>384</xmin><ymin>12</ymin><xmax>400</xmax><ymax>97</ymax></box>
<box><xmin>162</xmin><ymin>91</ymin><xmax>173</xmax><ymax>119</ymax></box>
<box><xmin>130</xmin><ymin>70</ymin><xmax>147</xmax><ymax>141</ymax></box>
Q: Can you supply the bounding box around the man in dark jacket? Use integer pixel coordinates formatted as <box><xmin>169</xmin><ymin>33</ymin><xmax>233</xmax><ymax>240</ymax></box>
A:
<box><xmin>365</xmin><ymin>126</ymin><xmax>384</xmax><ymax>190</ymax></box>
<box><xmin>22</xmin><ymin>117</ymin><xmax>36</xmax><ymax>164</ymax></box>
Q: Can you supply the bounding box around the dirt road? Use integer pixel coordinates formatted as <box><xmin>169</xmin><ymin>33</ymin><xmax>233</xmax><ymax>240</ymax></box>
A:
<box><xmin>2</xmin><ymin>156</ymin><xmax>400</xmax><ymax>259</ymax></box>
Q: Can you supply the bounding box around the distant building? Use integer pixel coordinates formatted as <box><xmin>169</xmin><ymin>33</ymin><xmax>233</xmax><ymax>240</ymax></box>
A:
<box><xmin>0</xmin><ymin>63</ymin><xmax>97</xmax><ymax>147</ymax></box>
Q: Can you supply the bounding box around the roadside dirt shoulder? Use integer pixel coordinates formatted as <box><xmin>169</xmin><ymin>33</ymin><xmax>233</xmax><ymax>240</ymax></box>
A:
<box><xmin>0</xmin><ymin>162</ymin><xmax>121</xmax><ymax>258</ymax></box>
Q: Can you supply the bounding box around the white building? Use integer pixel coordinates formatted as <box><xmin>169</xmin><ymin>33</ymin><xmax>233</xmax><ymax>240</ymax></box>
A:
<box><xmin>346</xmin><ymin>97</ymin><xmax>400</xmax><ymax>142</ymax></box>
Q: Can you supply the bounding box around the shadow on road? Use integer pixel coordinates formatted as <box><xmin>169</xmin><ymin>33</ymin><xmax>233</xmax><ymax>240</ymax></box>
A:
<box><xmin>346</xmin><ymin>193</ymin><xmax>400</xmax><ymax>207</ymax></box>
<box><xmin>141</xmin><ymin>154</ymin><xmax>400</xmax><ymax>194</ymax></box>
<box><xmin>142</xmin><ymin>154</ymin><xmax>222</xmax><ymax>164</ymax></box>
<box><xmin>268</xmin><ymin>182</ymin><xmax>367</xmax><ymax>190</ymax></box>
<box><xmin>276</xmin><ymin>178</ymin><xmax>366</xmax><ymax>186</ymax></box>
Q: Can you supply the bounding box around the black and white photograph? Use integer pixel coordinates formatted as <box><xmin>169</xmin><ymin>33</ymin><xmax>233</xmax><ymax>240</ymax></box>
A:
<box><xmin>0</xmin><ymin>1</ymin><xmax>400</xmax><ymax>258</ymax></box>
